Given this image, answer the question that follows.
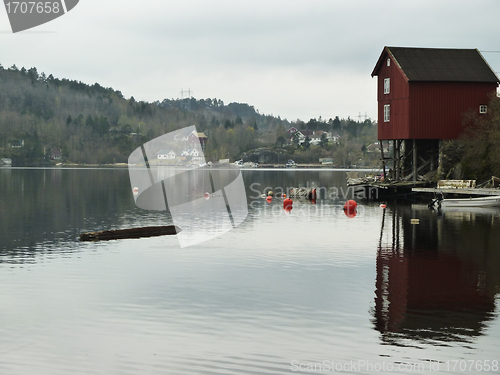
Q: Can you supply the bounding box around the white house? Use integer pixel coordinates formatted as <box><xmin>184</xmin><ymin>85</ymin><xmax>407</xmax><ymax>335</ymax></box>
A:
<box><xmin>309</xmin><ymin>131</ymin><xmax>326</xmax><ymax>145</ymax></box>
<box><xmin>328</xmin><ymin>133</ymin><xmax>340</xmax><ymax>143</ymax></box>
<box><xmin>181</xmin><ymin>148</ymin><xmax>197</xmax><ymax>157</ymax></box>
<box><xmin>288</xmin><ymin>130</ymin><xmax>340</xmax><ymax>146</ymax></box>
<box><xmin>157</xmin><ymin>149</ymin><xmax>176</xmax><ymax>160</ymax></box>
<box><xmin>181</xmin><ymin>148</ymin><xmax>203</xmax><ymax>162</ymax></box>
<box><xmin>289</xmin><ymin>130</ymin><xmax>306</xmax><ymax>145</ymax></box>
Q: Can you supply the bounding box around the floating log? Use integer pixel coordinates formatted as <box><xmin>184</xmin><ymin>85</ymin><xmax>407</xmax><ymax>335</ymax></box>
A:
<box><xmin>80</xmin><ymin>225</ymin><xmax>180</xmax><ymax>242</ymax></box>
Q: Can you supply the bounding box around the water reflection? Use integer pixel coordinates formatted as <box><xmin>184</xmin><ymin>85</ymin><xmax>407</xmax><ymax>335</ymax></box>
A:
<box><xmin>0</xmin><ymin>168</ymin><xmax>172</xmax><ymax>263</ymax></box>
<box><xmin>0</xmin><ymin>168</ymin><xmax>371</xmax><ymax>262</ymax></box>
<box><xmin>373</xmin><ymin>203</ymin><xmax>500</xmax><ymax>347</ymax></box>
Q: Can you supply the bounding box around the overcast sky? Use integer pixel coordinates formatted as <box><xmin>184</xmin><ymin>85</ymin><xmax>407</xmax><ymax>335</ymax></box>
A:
<box><xmin>1</xmin><ymin>0</ymin><xmax>500</xmax><ymax>122</ymax></box>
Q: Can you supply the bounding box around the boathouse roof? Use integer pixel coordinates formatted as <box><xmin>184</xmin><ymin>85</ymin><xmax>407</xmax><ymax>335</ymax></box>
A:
<box><xmin>372</xmin><ymin>47</ymin><xmax>500</xmax><ymax>83</ymax></box>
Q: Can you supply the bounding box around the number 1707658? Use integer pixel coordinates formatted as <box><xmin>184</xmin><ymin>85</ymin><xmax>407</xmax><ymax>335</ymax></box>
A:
<box><xmin>5</xmin><ymin>2</ymin><xmax>61</xmax><ymax>14</ymax></box>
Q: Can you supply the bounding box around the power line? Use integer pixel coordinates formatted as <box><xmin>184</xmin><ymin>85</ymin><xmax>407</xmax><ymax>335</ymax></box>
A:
<box><xmin>180</xmin><ymin>88</ymin><xmax>192</xmax><ymax>99</ymax></box>
<box><xmin>180</xmin><ymin>88</ymin><xmax>193</xmax><ymax>111</ymax></box>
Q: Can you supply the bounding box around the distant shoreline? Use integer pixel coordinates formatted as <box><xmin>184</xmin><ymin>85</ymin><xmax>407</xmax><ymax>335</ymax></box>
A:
<box><xmin>3</xmin><ymin>163</ymin><xmax>381</xmax><ymax>172</ymax></box>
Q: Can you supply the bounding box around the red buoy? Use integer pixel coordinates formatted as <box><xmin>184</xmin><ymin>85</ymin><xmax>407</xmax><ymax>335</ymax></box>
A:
<box><xmin>283</xmin><ymin>198</ymin><xmax>293</xmax><ymax>208</ymax></box>
<box><xmin>344</xmin><ymin>208</ymin><xmax>357</xmax><ymax>218</ymax></box>
<box><xmin>343</xmin><ymin>200</ymin><xmax>357</xmax><ymax>218</ymax></box>
<box><xmin>343</xmin><ymin>200</ymin><xmax>357</xmax><ymax>210</ymax></box>
<box><xmin>310</xmin><ymin>188</ymin><xmax>317</xmax><ymax>200</ymax></box>
<box><xmin>266</xmin><ymin>196</ymin><xmax>273</xmax><ymax>203</ymax></box>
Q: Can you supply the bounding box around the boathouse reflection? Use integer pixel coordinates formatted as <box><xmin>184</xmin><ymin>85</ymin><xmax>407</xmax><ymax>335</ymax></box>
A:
<box><xmin>373</xmin><ymin>204</ymin><xmax>500</xmax><ymax>346</ymax></box>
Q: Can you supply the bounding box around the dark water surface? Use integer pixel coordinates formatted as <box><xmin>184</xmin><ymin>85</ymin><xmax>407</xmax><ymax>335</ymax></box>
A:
<box><xmin>1</xmin><ymin>168</ymin><xmax>499</xmax><ymax>374</ymax></box>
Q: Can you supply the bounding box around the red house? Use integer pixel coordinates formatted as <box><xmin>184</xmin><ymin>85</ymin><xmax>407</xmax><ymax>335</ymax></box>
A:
<box><xmin>372</xmin><ymin>47</ymin><xmax>499</xmax><ymax>179</ymax></box>
<box><xmin>187</xmin><ymin>130</ymin><xmax>208</xmax><ymax>152</ymax></box>
<box><xmin>50</xmin><ymin>148</ymin><xmax>62</xmax><ymax>160</ymax></box>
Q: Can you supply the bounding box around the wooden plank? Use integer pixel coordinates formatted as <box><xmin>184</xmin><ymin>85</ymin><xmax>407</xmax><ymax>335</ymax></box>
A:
<box><xmin>80</xmin><ymin>225</ymin><xmax>180</xmax><ymax>242</ymax></box>
<box><xmin>437</xmin><ymin>180</ymin><xmax>476</xmax><ymax>189</ymax></box>
<box><xmin>413</xmin><ymin>187</ymin><xmax>500</xmax><ymax>196</ymax></box>
<box><xmin>403</xmin><ymin>158</ymin><xmax>430</xmax><ymax>181</ymax></box>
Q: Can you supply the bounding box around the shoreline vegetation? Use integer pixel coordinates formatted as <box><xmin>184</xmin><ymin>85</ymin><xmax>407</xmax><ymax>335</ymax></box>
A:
<box><xmin>1</xmin><ymin>162</ymin><xmax>381</xmax><ymax>171</ymax></box>
<box><xmin>1</xmin><ymin>63</ymin><xmax>498</xmax><ymax>181</ymax></box>
<box><xmin>0</xmin><ymin>63</ymin><xmax>378</xmax><ymax>169</ymax></box>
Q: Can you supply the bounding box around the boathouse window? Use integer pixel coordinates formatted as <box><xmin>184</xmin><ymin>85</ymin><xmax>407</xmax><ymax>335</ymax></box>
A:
<box><xmin>384</xmin><ymin>78</ymin><xmax>390</xmax><ymax>94</ymax></box>
<box><xmin>384</xmin><ymin>104</ymin><xmax>390</xmax><ymax>122</ymax></box>
<box><xmin>480</xmin><ymin>105</ymin><xmax>487</xmax><ymax>114</ymax></box>
<box><xmin>387</xmin><ymin>58</ymin><xmax>390</xmax><ymax>66</ymax></box>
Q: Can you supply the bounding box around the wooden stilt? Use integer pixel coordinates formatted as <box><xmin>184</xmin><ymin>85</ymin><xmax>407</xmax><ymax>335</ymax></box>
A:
<box><xmin>380</xmin><ymin>140</ymin><xmax>386</xmax><ymax>180</ymax></box>
<box><xmin>413</xmin><ymin>139</ymin><xmax>417</xmax><ymax>186</ymax></box>
<box><xmin>395</xmin><ymin>140</ymin><xmax>401</xmax><ymax>181</ymax></box>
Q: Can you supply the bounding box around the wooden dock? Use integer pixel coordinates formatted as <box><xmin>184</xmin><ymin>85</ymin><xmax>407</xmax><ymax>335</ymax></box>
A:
<box><xmin>349</xmin><ymin>180</ymin><xmax>430</xmax><ymax>200</ymax></box>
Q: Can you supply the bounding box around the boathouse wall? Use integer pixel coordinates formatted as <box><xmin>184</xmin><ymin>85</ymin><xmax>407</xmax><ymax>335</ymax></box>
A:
<box><xmin>375</xmin><ymin>52</ymin><xmax>410</xmax><ymax>140</ymax></box>
<box><xmin>373</xmin><ymin>47</ymin><xmax>499</xmax><ymax>141</ymax></box>
<box><xmin>408</xmin><ymin>81</ymin><xmax>497</xmax><ymax>139</ymax></box>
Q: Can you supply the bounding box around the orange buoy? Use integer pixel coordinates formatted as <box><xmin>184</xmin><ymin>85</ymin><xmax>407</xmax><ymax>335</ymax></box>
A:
<box><xmin>344</xmin><ymin>208</ymin><xmax>357</xmax><ymax>218</ymax></box>
<box><xmin>266</xmin><ymin>196</ymin><xmax>273</xmax><ymax>203</ymax></box>
<box><xmin>343</xmin><ymin>200</ymin><xmax>357</xmax><ymax>210</ymax></box>
<box><xmin>283</xmin><ymin>198</ymin><xmax>293</xmax><ymax>208</ymax></box>
<box><xmin>343</xmin><ymin>199</ymin><xmax>357</xmax><ymax>218</ymax></box>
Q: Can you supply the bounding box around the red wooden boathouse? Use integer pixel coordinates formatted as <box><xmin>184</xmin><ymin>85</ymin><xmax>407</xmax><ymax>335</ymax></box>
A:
<box><xmin>371</xmin><ymin>47</ymin><xmax>499</xmax><ymax>180</ymax></box>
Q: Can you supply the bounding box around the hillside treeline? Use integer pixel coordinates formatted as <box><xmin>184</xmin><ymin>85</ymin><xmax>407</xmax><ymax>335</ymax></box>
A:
<box><xmin>264</xmin><ymin>117</ymin><xmax>378</xmax><ymax>167</ymax></box>
<box><xmin>0</xmin><ymin>63</ymin><xmax>377</xmax><ymax>166</ymax></box>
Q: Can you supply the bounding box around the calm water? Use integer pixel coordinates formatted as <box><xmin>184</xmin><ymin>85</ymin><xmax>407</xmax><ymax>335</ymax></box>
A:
<box><xmin>1</xmin><ymin>168</ymin><xmax>499</xmax><ymax>375</ymax></box>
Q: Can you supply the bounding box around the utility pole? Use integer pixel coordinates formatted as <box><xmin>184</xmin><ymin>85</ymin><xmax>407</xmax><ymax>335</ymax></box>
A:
<box><xmin>180</xmin><ymin>88</ymin><xmax>193</xmax><ymax>111</ymax></box>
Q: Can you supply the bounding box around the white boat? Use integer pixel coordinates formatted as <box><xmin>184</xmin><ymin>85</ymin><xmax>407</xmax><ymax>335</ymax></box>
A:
<box><xmin>441</xmin><ymin>195</ymin><xmax>500</xmax><ymax>208</ymax></box>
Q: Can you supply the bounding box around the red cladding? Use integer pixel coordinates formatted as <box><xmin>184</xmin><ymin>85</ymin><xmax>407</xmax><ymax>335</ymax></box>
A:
<box><xmin>373</xmin><ymin>48</ymin><xmax>498</xmax><ymax>140</ymax></box>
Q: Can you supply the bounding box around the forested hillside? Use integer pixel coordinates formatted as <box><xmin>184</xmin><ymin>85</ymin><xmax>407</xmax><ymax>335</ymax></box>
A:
<box><xmin>0</xmin><ymin>63</ymin><xmax>377</xmax><ymax>166</ymax></box>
